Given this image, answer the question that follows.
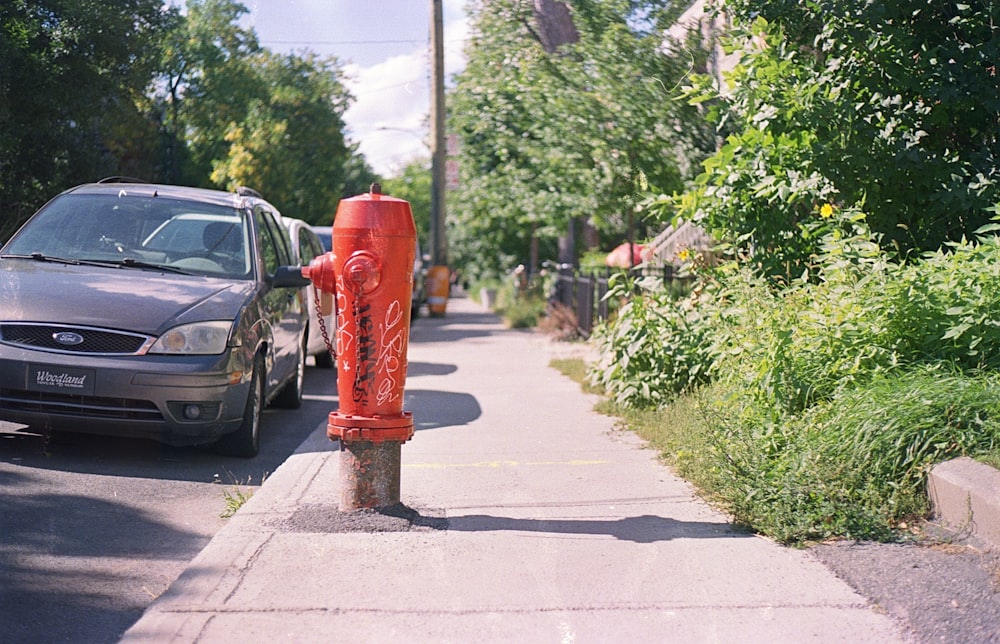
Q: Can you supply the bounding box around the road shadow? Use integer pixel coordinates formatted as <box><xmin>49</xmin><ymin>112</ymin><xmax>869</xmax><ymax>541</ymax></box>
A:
<box><xmin>405</xmin><ymin>388</ymin><xmax>482</xmax><ymax>431</ymax></box>
<box><xmin>407</xmin><ymin>360</ymin><xmax>458</xmax><ymax>377</ymax></box>
<box><xmin>410</xmin><ymin>299</ymin><xmax>501</xmax><ymax>344</ymax></box>
<box><xmin>444</xmin><ymin>513</ymin><xmax>750</xmax><ymax>543</ymax></box>
<box><xmin>0</xmin><ymin>469</ymin><xmax>209</xmax><ymax>643</ymax></box>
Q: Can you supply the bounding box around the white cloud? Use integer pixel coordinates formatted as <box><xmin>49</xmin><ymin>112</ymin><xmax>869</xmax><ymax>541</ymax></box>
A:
<box><xmin>343</xmin><ymin>53</ymin><xmax>431</xmax><ymax>177</ymax></box>
<box><xmin>342</xmin><ymin>2</ymin><xmax>469</xmax><ymax>178</ymax></box>
<box><xmin>228</xmin><ymin>0</ymin><xmax>470</xmax><ymax>178</ymax></box>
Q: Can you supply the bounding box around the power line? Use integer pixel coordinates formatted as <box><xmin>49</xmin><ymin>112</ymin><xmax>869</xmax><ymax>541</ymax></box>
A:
<box><xmin>261</xmin><ymin>39</ymin><xmax>424</xmax><ymax>46</ymax></box>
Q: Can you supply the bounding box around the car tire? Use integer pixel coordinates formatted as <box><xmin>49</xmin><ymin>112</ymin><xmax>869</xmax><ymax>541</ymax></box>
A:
<box><xmin>215</xmin><ymin>355</ymin><xmax>263</xmax><ymax>458</ymax></box>
<box><xmin>314</xmin><ymin>347</ymin><xmax>335</xmax><ymax>369</ymax></box>
<box><xmin>272</xmin><ymin>336</ymin><xmax>306</xmax><ymax>409</ymax></box>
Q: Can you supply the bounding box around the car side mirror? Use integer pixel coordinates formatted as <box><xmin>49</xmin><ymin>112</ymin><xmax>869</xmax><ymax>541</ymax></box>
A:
<box><xmin>272</xmin><ymin>265</ymin><xmax>311</xmax><ymax>288</ymax></box>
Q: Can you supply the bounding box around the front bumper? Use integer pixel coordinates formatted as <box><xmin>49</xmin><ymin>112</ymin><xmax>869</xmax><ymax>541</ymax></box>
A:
<box><xmin>0</xmin><ymin>347</ymin><xmax>251</xmax><ymax>446</ymax></box>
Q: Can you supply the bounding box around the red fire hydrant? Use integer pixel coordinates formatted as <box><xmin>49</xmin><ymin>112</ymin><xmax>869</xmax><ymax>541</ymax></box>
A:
<box><xmin>301</xmin><ymin>184</ymin><xmax>416</xmax><ymax>510</ymax></box>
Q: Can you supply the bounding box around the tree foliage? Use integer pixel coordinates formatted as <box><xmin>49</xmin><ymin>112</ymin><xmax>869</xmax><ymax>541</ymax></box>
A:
<box><xmin>669</xmin><ymin>0</ymin><xmax>1000</xmax><ymax>283</ymax></box>
<box><xmin>1</xmin><ymin>0</ymin><xmax>365</xmax><ymax>239</ymax></box>
<box><xmin>207</xmin><ymin>50</ymin><xmax>351</xmax><ymax>224</ymax></box>
<box><xmin>448</xmin><ymin>0</ymin><xmax>716</xmax><ymax>282</ymax></box>
<box><xmin>0</xmin><ymin>0</ymin><xmax>173</xmax><ymax>237</ymax></box>
<box><xmin>381</xmin><ymin>159</ymin><xmax>432</xmax><ymax>251</ymax></box>
<box><xmin>159</xmin><ymin>0</ymin><xmax>353</xmax><ymax>224</ymax></box>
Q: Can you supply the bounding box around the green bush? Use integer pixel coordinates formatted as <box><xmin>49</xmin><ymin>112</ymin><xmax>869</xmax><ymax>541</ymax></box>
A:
<box><xmin>498</xmin><ymin>295</ymin><xmax>545</xmax><ymax>329</ymax></box>
<box><xmin>593</xmin><ymin>207</ymin><xmax>1000</xmax><ymax>542</ymax></box>
<box><xmin>588</xmin><ymin>273</ymin><xmax>714</xmax><ymax>409</ymax></box>
<box><xmin>702</xmin><ymin>365</ymin><xmax>1000</xmax><ymax>542</ymax></box>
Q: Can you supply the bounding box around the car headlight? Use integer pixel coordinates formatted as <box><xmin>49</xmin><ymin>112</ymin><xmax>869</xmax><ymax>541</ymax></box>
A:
<box><xmin>148</xmin><ymin>321</ymin><xmax>232</xmax><ymax>355</ymax></box>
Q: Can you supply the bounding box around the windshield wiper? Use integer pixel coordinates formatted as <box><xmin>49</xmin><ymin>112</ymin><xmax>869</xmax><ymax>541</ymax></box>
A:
<box><xmin>81</xmin><ymin>257</ymin><xmax>192</xmax><ymax>275</ymax></box>
<box><xmin>0</xmin><ymin>252</ymin><xmax>83</xmax><ymax>265</ymax></box>
<box><xmin>2</xmin><ymin>252</ymin><xmax>192</xmax><ymax>275</ymax></box>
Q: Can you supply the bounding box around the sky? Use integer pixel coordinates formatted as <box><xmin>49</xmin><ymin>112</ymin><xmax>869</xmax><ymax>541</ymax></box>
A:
<box><xmin>239</xmin><ymin>0</ymin><xmax>470</xmax><ymax>177</ymax></box>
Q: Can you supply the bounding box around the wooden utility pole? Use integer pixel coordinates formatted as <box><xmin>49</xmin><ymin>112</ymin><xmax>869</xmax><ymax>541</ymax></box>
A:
<box><xmin>424</xmin><ymin>0</ymin><xmax>452</xmax><ymax>317</ymax></box>
<box><xmin>430</xmin><ymin>0</ymin><xmax>448</xmax><ymax>267</ymax></box>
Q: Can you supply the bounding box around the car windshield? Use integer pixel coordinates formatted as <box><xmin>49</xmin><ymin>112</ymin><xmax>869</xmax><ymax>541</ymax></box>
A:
<box><xmin>1</xmin><ymin>192</ymin><xmax>253</xmax><ymax>279</ymax></box>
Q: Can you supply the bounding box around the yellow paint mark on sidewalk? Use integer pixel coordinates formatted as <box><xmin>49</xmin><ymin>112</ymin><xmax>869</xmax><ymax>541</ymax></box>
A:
<box><xmin>404</xmin><ymin>459</ymin><xmax>610</xmax><ymax>470</ymax></box>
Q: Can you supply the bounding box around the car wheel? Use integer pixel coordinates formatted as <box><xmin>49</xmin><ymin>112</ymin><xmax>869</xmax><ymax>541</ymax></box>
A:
<box><xmin>314</xmin><ymin>325</ymin><xmax>335</xmax><ymax>370</ymax></box>
<box><xmin>215</xmin><ymin>355</ymin><xmax>263</xmax><ymax>458</ymax></box>
<box><xmin>273</xmin><ymin>335</ymin><xmax>305</xmax><ymax>409</ymax></box>
<box><xmin>314</xmin><ymin>349</ymin><xmax>335</xmax><ymax>369</ymax></box>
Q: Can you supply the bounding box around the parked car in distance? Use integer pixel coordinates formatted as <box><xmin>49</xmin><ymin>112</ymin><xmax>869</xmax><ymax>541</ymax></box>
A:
<box><xmin>282</xmin><ymin>217</ymin><xmax>335</xmax><ymax>368</ymax></box>
<box><xmin>309</xmin><ymin>224</ymin><xmax>331</xmax><ymax>252</ymax></box>
<box><xmin>0</xmin><ymin>179</ymin><xmax>310</xmax><ymax>457</ymax></box>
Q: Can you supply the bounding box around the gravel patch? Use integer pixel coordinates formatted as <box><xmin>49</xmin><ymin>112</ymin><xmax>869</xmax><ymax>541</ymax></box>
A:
<box><xmin>810</xmin><ymin>535</ymin><xmax>1000</xmax><ymax>643</ymax></box>
<box><xmin>277</xmin><ymin>503</ymin><xmax>448</xmax><ymax>533</ymax></box>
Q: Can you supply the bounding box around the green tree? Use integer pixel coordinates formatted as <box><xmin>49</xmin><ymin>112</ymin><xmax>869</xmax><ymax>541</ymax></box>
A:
<box><xmin>209</xmin><ymin>51</ymin><xmax>352</xmax><ymax>223</ymax></box>
<box><xmin>448</xmin><ymin>0</ymin><xmax>714</xmax><ymax>282</ymax></box>
<box><xmin>0</xmin><ymin>0</ymin><xmax>174</xmax><ymax>238</ymax></box>
<box><xmin>672</xmin><ymin>1</ymin><xmax>1000</xmax><ymax>282</ymax></box>
<box><xmin>155</xmin><ymin>0</ymin><xmax>353</xmax><ymax>222</ymax></box>
<box><xmin>341</xmin><ymin>147</ymin><xmax>382</xmax><ymax>203</ymax></box>
<box><xmin>158</xmin><ymin>0</ymin><xmax>264</xmax><ymax>186</ymax></box>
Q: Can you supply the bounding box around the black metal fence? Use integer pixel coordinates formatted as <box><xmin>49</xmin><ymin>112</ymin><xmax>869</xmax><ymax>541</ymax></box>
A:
<box><xmin>549</xmin><ymin>265</ymin><xmax>679</xmax><ymax>337</ymax></box>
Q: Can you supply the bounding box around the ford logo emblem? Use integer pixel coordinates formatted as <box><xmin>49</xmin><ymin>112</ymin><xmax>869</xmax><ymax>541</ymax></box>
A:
<box><xmin>53</xmin><ymin>331</ymin><xmax>85</xmax><ymax>346</ymax></box>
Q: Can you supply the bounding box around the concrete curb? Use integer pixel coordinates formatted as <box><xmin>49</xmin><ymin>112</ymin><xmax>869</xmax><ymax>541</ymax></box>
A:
<box><xmin>928</xmin><ymin>457</ymin><xmax>1000</xmax><ymax>549</ymax></box>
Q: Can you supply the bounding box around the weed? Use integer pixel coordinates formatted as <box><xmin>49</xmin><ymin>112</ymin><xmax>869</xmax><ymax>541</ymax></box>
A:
<box><xmin>220</xmin><ymin>486</ymin><xmax>253</xmax><ymax>518</ymax></box>
<box><xmin>498</xmin><ymin>295</ymin><xmax>546</xmax><ymax>329</ymax></box>
<box><xmin>549</xmin><ymin>357</ymin><xmax>604</xmax><ymax>396</ymax></box>
<box><xmin>214</xmin><ymin>470</ymin><xmax>264</xmax><ymax>518</ymax></box>
<box><xmin>538</xmin><ymin>302</ymin><xmax>583</xmax><ymax>340</ymax></box>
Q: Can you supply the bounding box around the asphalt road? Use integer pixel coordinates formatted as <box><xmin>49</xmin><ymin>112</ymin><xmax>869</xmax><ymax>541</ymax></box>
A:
<box><xmin>811</xmin><ymin>538</ymin><xmax>1000</xmax><ymax>643</ymax></box>
<box><xmin>0</xmin><ymin>360</ymin><xmax>338</xmax><ymax>644</ymax></box>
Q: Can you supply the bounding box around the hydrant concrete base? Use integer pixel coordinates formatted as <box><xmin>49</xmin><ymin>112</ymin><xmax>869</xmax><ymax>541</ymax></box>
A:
<box><xmin>339</xmin><ymin>440</ymin><xmax>402</xmax><ymax>510</ymax></box>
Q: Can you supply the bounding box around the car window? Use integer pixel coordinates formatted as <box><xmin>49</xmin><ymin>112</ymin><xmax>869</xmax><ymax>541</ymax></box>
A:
<box><xmin>1</xmin><ymin>192</ymin><xmax>250</xmax><ymax>278</ymax></box>
<box><xmin>255</xmin><ymin>207</ymin><xmax>290</xmax><ymax>275</ymax></box>
<box><xmin>297</xmin><ymin>228</ymin><xmax>322</xmax><ymax>265</ymax></box>
<box><xmin>309</xmin><ymin>226</ymin><xmax>332</xmax><ymax>252</ymax></box>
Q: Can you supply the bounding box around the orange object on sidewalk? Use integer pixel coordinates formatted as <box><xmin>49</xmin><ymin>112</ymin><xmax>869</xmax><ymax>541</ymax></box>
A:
<box><xmin>425</xmin><ymin>264</ymin><xmax>451</xmax><ymax>317</ymax></box>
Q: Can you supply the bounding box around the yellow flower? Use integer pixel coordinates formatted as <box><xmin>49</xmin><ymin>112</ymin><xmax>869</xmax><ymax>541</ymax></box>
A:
<box><xmin>677</xmin><ymin>248</ymin><xmax>691</xmax><ymax>261</ymax></box>
<box><xmin>820</xmin><ymin>203</ymin><xmax>835</xmax><ymax>219</ymax></box>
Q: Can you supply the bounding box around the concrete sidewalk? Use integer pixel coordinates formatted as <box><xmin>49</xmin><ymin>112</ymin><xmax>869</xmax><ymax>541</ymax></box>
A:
<box><xmin>122</xmin><ymin>295</ymin><xmax>906</xmax><ymax>643</ymax></box>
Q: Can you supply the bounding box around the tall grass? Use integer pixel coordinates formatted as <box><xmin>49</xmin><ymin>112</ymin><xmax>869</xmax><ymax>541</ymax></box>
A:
<box><xmin>588</xmin><ymin>209</ymin><xmax>1000</xmax><ymax>543</ymax></box>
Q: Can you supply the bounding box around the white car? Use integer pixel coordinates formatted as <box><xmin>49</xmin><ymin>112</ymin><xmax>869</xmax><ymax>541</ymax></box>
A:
<box><xmin>282</xmin><ymin>218</ymin><xmax>336</xmax><ymax>368</ymax></box>
<box><xmin>309</xmin><ymin>224</ymin><xmax>331</xmax><ymax>252</ymax></box>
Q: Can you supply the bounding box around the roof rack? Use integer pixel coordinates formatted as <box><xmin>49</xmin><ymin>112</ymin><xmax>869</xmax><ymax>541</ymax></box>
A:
<box><xmin>236</xmin><ymin>186</ymin><xmax>263</xmax><ymax>199</ymax></box>
<box><xmin>97</xmin><ymin>176</ymin><xmax>147</xmax><ymax>184</ymax></box>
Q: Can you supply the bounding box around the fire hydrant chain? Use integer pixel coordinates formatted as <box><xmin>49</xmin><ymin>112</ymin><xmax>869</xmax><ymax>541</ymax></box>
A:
<box><xmin>313</xmin><ymin>283</ymin><xmax>336</xmax><ymax>360</ymax></box>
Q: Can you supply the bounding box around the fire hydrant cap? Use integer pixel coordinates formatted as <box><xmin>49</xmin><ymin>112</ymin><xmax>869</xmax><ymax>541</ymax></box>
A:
<box><xmin>344</xmin><ymin>252</ymin><xmax>380</xmax><ymax>294</ymax></box>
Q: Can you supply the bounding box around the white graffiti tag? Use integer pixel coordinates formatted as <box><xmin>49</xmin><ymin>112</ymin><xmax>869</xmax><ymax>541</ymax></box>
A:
<box><xmin>376</xmin><ymin>299</ymin><xmax>406</xmax><ymax>406</ymax></box>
